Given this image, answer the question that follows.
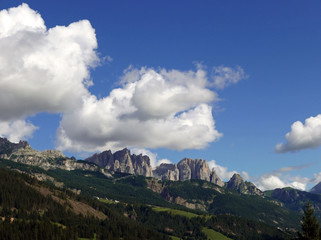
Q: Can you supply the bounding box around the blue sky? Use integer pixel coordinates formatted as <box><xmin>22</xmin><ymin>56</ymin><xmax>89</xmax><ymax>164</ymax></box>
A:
<box><xmin>1</xmin><ymin>0</ymin><xmax>321</xmax><ymax>191</ymax></box>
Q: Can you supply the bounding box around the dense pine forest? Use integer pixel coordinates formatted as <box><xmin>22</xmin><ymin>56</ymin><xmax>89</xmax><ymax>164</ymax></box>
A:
<box><xmin>0</xmin><ymin>159</ymin><xmax>300</xmax><ymax>240</ymax></box>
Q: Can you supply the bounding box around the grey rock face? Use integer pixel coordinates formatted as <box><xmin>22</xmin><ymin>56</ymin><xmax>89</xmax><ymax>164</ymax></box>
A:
<box><xmin>226</xmin><ymin>173</ymin><xmax>263</xmax><ymax>196</ymax></box>
<box><xmin>113</xmin><ymin>149</ymin><xmax>135</xmax><ymax>174</ymax></box>
<box><xmin>85</xmin><ymin>148</ymin><xmax>152</xmax><ymax>177</ymax></box>
<box><xmin>131</xmin><ymin>154</ymin><xmax>153</xmax><ymax>177</ymax></box>
<box><xmin>153</xmin><ymin>163</ymin><xmax>179</xmax><ymax>181</ymax></box>
<box><xmin>210</xmin><ymin>168</ymin><xmax>225</xmax><ymax>187</ymax></box>
<box><xmin>177</xmin><ymin>158</ymin><xmax>211</xmax><ymax>181</ymax></box>
<box><xmin>153</xmin><ymin>158</ymin><xmax>224</xmax><ymax>187</ymax></box>
<box><xmin>85</xmin><ymin>150</ymin><xmax>114</xmax><ymax>168</ymax></box>
<box><xmin>9</xmin><ymin>145</ymin><xmax>66</xmax><ymax>169</ymax></box>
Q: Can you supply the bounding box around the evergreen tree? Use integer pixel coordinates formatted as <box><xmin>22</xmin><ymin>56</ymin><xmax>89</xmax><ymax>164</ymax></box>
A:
<box><xmin>298</xmin><ymin>202</ymin><xmax>320</xmax><ymax>240</ymax></box>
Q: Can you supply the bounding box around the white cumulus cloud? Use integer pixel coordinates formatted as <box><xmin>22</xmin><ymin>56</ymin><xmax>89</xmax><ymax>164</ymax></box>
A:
<box><xmin>253</xmin><ymin>165</ymin><xmax>311</xmax><ymax>191</ymax></box>
<box><xmin>0</xmin><ymin>4</ymin><xmax>247</xmax><ymax>155</ymax></box>
<box><xmin>0</xmin><ymin>119</ymin><xmax>38</xmax><ymax>143</ymax></box>
<box><xmin>0</xmin><ymin>3</ymin><xmax>98</xmax><ymax>121</ymax></box>
<box><xmin>56</xmin><ymin>67</ymin><xmax>223</xmax><ymax>152</ymax></box>
<box><xmin>276</xmin><ymin>115</ymin><xmax>321</xmax><ymax>153</ymax></box>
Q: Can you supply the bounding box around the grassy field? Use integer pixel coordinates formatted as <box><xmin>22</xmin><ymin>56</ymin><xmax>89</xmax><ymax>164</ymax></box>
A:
<box><xmin>202</xmin><ymin>228</ymin><xmax>232</xmax><ymax>240</ymax></box>
<box><xmin>152</xmin><ymin>207</ymin><xmax>199</xmax><ymax>218</ymax></box>
<box><xmin>98</xmin><ymin>198</ymin><xmax>117</xmax><ymax>204</ymax></box>
<box><xmin>170</xmin><ymin>236</ymin><xmax>182</xmax><ymax>240</ymax></box>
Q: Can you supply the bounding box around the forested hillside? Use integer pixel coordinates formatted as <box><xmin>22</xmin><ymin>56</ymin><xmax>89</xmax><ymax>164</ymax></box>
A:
<box><xmin>0</xmin><ymin>158</ymin><xmax>298</xmax><ymax>239</ymax></box>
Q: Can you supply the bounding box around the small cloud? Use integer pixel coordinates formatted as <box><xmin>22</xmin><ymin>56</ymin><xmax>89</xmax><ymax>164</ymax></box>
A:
<box><xmin>157</xmin><ymin>159</ymin><xmax>172</xmax><ymax>165</ymax></box>
<box><xmin>242</xmin><ymin>171</ymin><xmax>250</xmax><ymax>181</ymax></box>
<box><xmin>211</xmin><ymin>65</ymin><xmax>247</xmax><ymax>90</ymax></box>
<box><xmin>101</xmin><ymin>55</ymin><xmax>113</xmax><ymax>65</ymax></box>
<box><xmin>0</xmin><ymin>119</ymin><xmax>38</xmax><ymax>143</ymax></box>
<box><xmin>208</xmin><ymin>160</ymin><xmax>237</xmax><ymax>180</ymax></box>
<box><xmin>276</xmin><ymin>115</ymin><xmax>321</xmax><ymax>153</ymax></box>
<box><xmin>253</xmin><ymin>164</ymin><xmax>312</xmax><ymax>191</ymax></box>
<box><xmin>129</xmin><ymin>148</ymin><xmax>172</xmax><ymax>168</ymax></box>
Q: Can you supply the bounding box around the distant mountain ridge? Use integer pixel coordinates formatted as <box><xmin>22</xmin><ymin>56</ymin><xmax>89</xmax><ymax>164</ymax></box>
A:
<box><xmin>0</xmin><ymin>137</ymin><xmax>269</xmax><ymax>196</ymax></box>
<box><xmin>0</xmin><ymin>137</ymin><xmax>98</xmax><ymax>171</ymax></box>
<box><xmin>85</xmin><ymin>147</ymin><xmax>263</xmax><ymax>195</ymax></box>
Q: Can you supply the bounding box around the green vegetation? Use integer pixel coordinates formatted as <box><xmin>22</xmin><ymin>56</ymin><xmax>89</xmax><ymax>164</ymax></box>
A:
<box><xmin>0</xmin><ymin>159</ymin><xmax>300</xmax><ymax>239</ymax></box>
<box><xmin>202</xmin><ymin>227</ymin><xmax>232</xmax><ymax>240</ymax></box>
<box><xmin>298</xmin><ymin>202</ymin><xmax>320</xmax><ymax>240</ymax></box>
<box><xmin>166</xmin><ymin>179</ymin><xmax>301</xmax><ymax>229</ymax></box>
<box><xmin>0</xmin><ymin>167</ymin><xmax>169</xmax><ymax>240</ymax></box>
<box><xmin>170</xmin><ymin>236</ymin><xmax>181</xmax><ymax>240</ymax></box>
<box><xmin>268</xmin><ymin>187</ymin><xmax>321</xmax><ymax>221</ymax></box>
<box><xmin>152</xmin><ymin>207</ymin><xmax>199</xmax><ymax>218</ymax></box>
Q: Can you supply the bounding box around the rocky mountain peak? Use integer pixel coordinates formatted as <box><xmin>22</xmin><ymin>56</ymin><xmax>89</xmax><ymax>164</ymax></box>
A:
<box><xmin>85</xmin><ymin>148</ymin><xmax>152</xmax><ymax>177</ymax></box>
<box><xmin>0</xmin><ymin>137</ymin><xmax>29</xmax><ymax>157</ymax></box>
<box><xmin>153</xmin><ymin>163</ymin><xmax>179</xmax><ymax>181</ymax></box>
<box><xmin>227</xmin><ymin>173</ymin><xmax>263</xmax><ymax>196</ymax></box>
<box><xmin>177</xmin><ymin>158</ymin><xmax>211</xmax><ymax>181</ymax></box>
<box><xmin>228</xmin><ymin>173</ymin><xmax>244</xmax><ymax>185</ymax></box>
<box><xmin>210</xmin><ymin>168</ymin><xmax>225</xmax><ymax>187</ymax></box>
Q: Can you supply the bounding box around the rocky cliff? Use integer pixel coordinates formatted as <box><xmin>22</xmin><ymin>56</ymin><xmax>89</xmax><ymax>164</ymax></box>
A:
<box><xmin>226</xmin><ymin>173</ymin><xmax>263</xmax><ymax>196</ymax></box>
<box><xmin>85</xmin><ymin>148</ymin><xmax>152</xmax><ymax>177</ymax></box>
<box><xmin>0</xmin><ymin>137</ymin><xmax>29</xmax><ymax>157</ymax></box>
<box><xmin>152</xmin><ymin>158</ymin><xmax>224</xmax><ymax>187</ymax></box>
<box><xmin>0</xmin><ymin>137</ymin><xmax>98</xmax><ymax>171</ymax></box>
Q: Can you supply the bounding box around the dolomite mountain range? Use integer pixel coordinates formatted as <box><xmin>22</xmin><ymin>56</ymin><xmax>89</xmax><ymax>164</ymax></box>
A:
<box><xmin>0</xmin><ymin>137</ymin><xmax>263</xmax><ymax>195</ymax></box>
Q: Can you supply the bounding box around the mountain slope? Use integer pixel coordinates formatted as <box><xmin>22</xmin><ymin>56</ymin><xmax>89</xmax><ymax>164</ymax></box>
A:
<box><xmin>0</xmin><ymin>166</ymin><xmax>171</xmax><ymax>240</ymax></box>
<box><xmin>0</xmin><ymin>157</ymin><xmax>298</xmax><ymax>239</ymax></box>
<box><xmin>266</xmin><ymin>187</ymin><xmax>321</xmax><ymax>220</ymax></box>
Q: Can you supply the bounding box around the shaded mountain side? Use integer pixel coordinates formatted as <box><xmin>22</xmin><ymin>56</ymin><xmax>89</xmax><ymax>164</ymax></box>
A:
<box><xmin>310</xmin><ymin>182</ymin><xmax>321</xmax><ymax>195</ymax></box>
<box><xmin>0</xmin><ymin>137</ymin><xmax>28</xmax><ymax>156</ymax></box>
<box><xmin>266</xmin><ymin>187</ymin><xmax>321</xmax><ymax>220</ymax></box>
<box><xmin>156</xmin><ymin>179</ymin><xmax>300</xmax><ymax>230</ymax></box>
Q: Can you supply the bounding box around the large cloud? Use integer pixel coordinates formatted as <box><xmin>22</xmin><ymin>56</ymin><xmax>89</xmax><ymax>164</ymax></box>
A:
<box><xmin>0</xmin><ymin>3</ymin><xmax>97</xmax><ymax>122</ymax></box>
<box><xmin>56</xmin><ymin>67</ymin><xmax>223</xmax><ymax>152</ymax></box>
<box><xmin>276</xmin><ymin>115</ymin><xmax>321</xmax><ymax>153</ymax></box>
<box><xmin>0</xmin><ymin>4</ymin><xmax>247</xmax><ymax>152</ymax></box>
